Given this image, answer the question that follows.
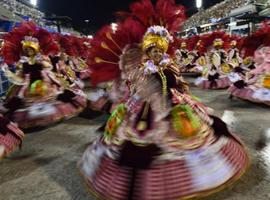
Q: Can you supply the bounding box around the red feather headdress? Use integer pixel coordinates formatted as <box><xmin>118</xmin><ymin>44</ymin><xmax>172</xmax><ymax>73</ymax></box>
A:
<box><xmin>2</xmin><ymin>21</ymin><xmax>59</xmax><ymax>64</ymax></box>
<box><xmin>240</xmin><ymin>23</ymin><xmax>270</xmax><ymax>57</ymax></box>
<box><xmin>203</xmin><ymin>31</ymin><xmax>229</xmax><ymax>49</ymax></box>
<box><xmin>225</xmin><ymin>34</ymin><xmax>242</xmax><ymax>50</ymax></box>
<box><xmin>89</xmin><ymin>0</ymin><xmax>186</xmax><ymax>85</ymax></box>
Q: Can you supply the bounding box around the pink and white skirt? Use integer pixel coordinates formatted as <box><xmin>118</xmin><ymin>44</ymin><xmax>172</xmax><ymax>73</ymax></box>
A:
<box><xmin>195</xmin><ymin>77</ymin><xmax>231</xmax><ymax>89</ymax></box>
<box><xmin>228</xmin><ymin>85</ymin><xmax>254</xmax><ymax>101</ymax></box>
<box><xmin>0</xmin><ymin>115</ymin><xmax>24</xmax><ymax>158</ymax></box>
<box><xmin>10</xmin><ymin>95</ymin><xmax>86</xmax><ymax>129</ymax></box>
<box><xmin>79</xmin><ymin>136</ymin><xmax>249</xmax><ymax>200</ymax></box>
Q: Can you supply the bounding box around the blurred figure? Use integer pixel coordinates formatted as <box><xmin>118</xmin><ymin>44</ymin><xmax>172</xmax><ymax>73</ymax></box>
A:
<box><xmin>194</xmin><ymin>32</ymin><xmax>232</xmax><ymax>89</ymax></box>
<box><xmin>0</xmin><ymin>114</ymin><xmax>24</xmax><ymax>159</ymax></box>
<box><xmin>1</xmin><ymin>22</ymin><xmax>86</xmax><ymax>128</ymax></box>
<box><xmin>228</xmin><ymin>25</ymin><xmax>270</xmax><ymax>106</ymax></box>
<box><xmin>79</xmin><ymin>19</ymin><xmax>249</xmax><ymax>199</ymax></box>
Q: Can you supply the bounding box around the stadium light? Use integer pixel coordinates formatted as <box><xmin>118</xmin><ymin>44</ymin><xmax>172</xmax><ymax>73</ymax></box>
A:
<box><xmin>30</xmin><ymin>0</ymin><xmax>37</xmax><ymax>6</ymax></box>
<box><xmin>111</xmin><ymin>23</ymin><xmax>118</xmax><ymax>33</ymax></box>
<box><xmin>196</xmin><ymin>0</ymin><xmax>202</xmax><ymax>9</ymax></box>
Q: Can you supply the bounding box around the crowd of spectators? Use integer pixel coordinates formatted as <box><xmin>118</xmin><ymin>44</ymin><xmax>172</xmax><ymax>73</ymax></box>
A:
<box><xmin>182</xmin><ymin>0</ymin><xmax>258</xmax><ymax>30</ymax></box>
<box><xmin>0</xmin><ymin>0</ymin><xmax>45</xmax><ymax>25</ymax></box>
<box><xmin>0</xmin><ymin>0</ymin><xmax>81</xmax><ymax>35</ymax></box>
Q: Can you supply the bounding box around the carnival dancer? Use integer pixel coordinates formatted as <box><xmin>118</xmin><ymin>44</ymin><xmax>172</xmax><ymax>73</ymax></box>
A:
<box><xmin>0</xmin><ymin>114</ymin><xmax>24</xmax><ymax>159</ymax></box>
<box><xmin>174</xmin><ymin>39</ymin><xmax>197</xmax><ymax>74</ymax></box>
<box><xmin>53</xmin><ymin>33</ymin><xmax>114</xmax><ymax>112</ymax></box>
<box><xmin>0</xmin><ymin>60</ymin><xmax>24</xmax><ymax>159</ymax></box>
<box><xmin>225</xmin><ymin>35</ymin><xmax>245</xmax><ymax>85</ymax></box>
<box><xmin>228</xmin><ymin>24</ymin><xmax>270</xmax><ymax>105</ymax></box>
<box><xmin>1</xmin><ymin>22</ymin><xmax>86</xmax><ymax>128</ymax></box>
<box><xmin>194</xmin><ymin>32</ymin><xmax>232</xmax><ymax>89</ymax></box>
<box><xmin>78</xmin><ymin>1</ymin><xmax>249</xmax><ymax>199</ymax></box>
<box><xmin>70</xmin><ymin>36</ymin><xmax>92</xmax><ymax>80</ymax></box>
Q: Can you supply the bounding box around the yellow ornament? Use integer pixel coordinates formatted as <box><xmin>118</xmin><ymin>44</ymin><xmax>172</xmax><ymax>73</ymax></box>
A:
<box><xmin>221</xmin><ymin>63</ymin><xmax>233</xmax><ymax>73</ymax></box>
<box><xmin>198</xmin><ymin>56</ymin><xmax>207</xmax><ymax>66</ymax></box>
<box><xmin>243</xmin><ymin>57</ymin><xmax>252</xmax><ymax>66</ymax></box>
<box><xmin>263</xmin><ymin>75</ymin><xmax>270</xmax><ymax>89</ymax></box>
<box><xmin>22</xmin><ymin>40</ymin><xmax>40</xmax><ymax>53</ymax></box>
<box><xmin>142</xmin><ymin>34</ymin><xmax>169</xmax><ymax>53</ymax></box>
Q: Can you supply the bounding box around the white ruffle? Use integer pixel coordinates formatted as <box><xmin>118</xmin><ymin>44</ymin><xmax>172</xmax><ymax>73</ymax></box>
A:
<box><xmin>228</xmin><ymin>72</ymin><xmax>242</xmax><ymax>83</ymax></box>
<box><xmin>185</xmin><ymin>137</ymin><xmax>234</xmax><ymax>191</ymax></box>
<box><xmin>28</xmin><ymin>102</ymin><xmax>57</xmax><ymax>119</ymax></box>
<box><xmin>185</xmin><ymin>148</ymin><xmax>234</xmax><ymax>190</ymax></box>
<box><xmin>74</xmin><ymin>80</ymin><xmax>84</xmax><ymax>89</ymax></box>
<box><xmin>87</xmin><ymin>89</ymin><xmax>106</xmax><ymax>102</ymax></box>
<box><xmin>252</xmin><ymin>88</ymin><xmax>270</xmax><ymax>101</ymax></box>
<box><xmin>194</xmin><ymin>77</ymin><xmax>207</xmax><ymax>86</ymax></box>
<box><xmin>78</xmin><ymin>141</ymin><xmax>107</xmax><ymax>179</ymax></box>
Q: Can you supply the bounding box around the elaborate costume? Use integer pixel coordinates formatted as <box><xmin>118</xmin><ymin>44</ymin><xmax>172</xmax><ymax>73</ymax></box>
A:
<box><xmin>51</xmin><ymin>34</ymin><xmax>86</xmax><ymax>90</ymax></box>
<box><xmin>225</xmin><ymin>35</ymin><xmax>246</xmax><ymax>85</ymax></box>
<box><xmin>190</xmin><ymin>35</ymin><xmax>209</xmax><ymax>75</ymax></box>
<box><xmin>228</xmin><ymin>24</ymin><xmax>270</xmax><ymax>105</ymax></box>
<box><xmin>1</xmin><ymin>22</ymin><xmax>86</xmax><ymax>128</ymax></box>
<box><xmin>174</xmin><ymin>38</ymin><xmax>199</xmax><ymax>74</ymax></box>
<box><xmin>70</xmin><ymin>37</ymin><xmax>92</xmax><ymax>80</ymax></box>
<box><xmin>194</xmin><ymin>32</ymin><xmax>232</xmax><ymax>89</ymax></box>
<box><xmin>59</xmin><ymin>35</ymin><xmax>91</xmax><ymax>80</ymax></box>
<box><xmin>78</xmin><ymin>1</ymin><xmax>249</xmax><ymax>199</ymax></box>
<box><xmin>0</xmin><ymin>113</ymin><xmax>24</xmax><ymax>159</ymax></box>
<box><xmin>226</xmin><ymin>36</ymin><xmax>242</xmax><ymax>69</ymax></box>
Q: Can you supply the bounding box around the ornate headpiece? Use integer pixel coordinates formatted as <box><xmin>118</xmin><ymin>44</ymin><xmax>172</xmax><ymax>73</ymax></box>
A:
<box><xmin>21</xmin><ymin>36</ymin><xmax>40</xmax><ymax>53</ymax></box>
<box><xmin>87</xmin><ymin>0</ymin><xmax>186</xmax><ymax>85</ymax></box>
<box><xmin>2</xmin><ymin>21</ymin><xmax>59</xmax><ymax>64</ymax></box>
<box><xmin>213</xmin><ymin>38</ymin><xmax>224</xmax><ymax>48</ymax></box>
<box><xmin>240</xmin><ymin>22</ymin><xmax>270</xmax><ymax>57</ymax></box>
<box><xmin>180</xmin><ymin>40</ymin><xmax>187</xmax><ymax>49</ymax></box>
<box><xmin>142</xmin><ymin>26</ymin><xmax>173</xmax><ymax>52</ymax></box>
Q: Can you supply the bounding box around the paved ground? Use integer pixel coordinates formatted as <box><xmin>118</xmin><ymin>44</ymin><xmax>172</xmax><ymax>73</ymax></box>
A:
<box><xmin>1</xmin><ymin>77</ymin><xmax>270</xmax><ymax>200</ymax></box>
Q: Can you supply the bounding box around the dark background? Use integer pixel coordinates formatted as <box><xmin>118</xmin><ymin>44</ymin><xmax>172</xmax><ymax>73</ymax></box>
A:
<box><xmin>39</xmin><ymin>0</ymin><xmax>223</xmax><ymax>33</ymax></box>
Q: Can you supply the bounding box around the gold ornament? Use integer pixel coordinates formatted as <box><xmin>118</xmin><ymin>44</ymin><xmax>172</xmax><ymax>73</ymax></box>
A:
<box><xmin>243</xmin><ymin>57</ymin><xmax>252</xmax><ymax>66</ymax></box>
<box><xmin>198</xmin><ymin>56</ymin><xmax>207</xmax><ymax>66</ymax></box>
<box><xmin>142</xmin><ymin>34</ymin><xmax>169</xmax><ymax>53</ymax></box>
<box><xmin>180</xmin><ymin>42</ymin><xmax>187</xmax><ymax>49</ymax></box>
<box><xmin>263</xmin><ymin>75</ymin><xmax>270</xmax><ymax>89</ymax></box>
<box><xmin>213</xmin><ymin>39</ymin><xmax>224</xmax><ymax>48</ymax></box>
<box><xmin>22</xmin><ymin>41</ymin><xmax>40</xmax><ymax>53</ymax></box>
<box><xmin>221</xmin><ymin>63</ymin><xmax>233</xmax><ymax>73</ymax></box>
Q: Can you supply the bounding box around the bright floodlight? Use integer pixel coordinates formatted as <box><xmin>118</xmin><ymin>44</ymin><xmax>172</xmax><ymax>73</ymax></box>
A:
<box><xmin>111</xmin><ymin>23</ymin><xmax>118</xmax><ymax>33</ymax></box>
<box><xmin>196</xmin><ymin>0</ymin><xmax>202</xmax><ymax>9</ymax></box>
<box><xmin>30</xmin><ymin>0</ymin><xmax>37</xmax><ymax>6</ymax></box>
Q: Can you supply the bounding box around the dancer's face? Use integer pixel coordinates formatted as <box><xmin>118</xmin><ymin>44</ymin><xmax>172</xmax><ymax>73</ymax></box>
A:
<box><xmin>148</xmin><ymin>47</ymin><xmax>163</xmax><ymax>63</ymax></box>
<box><xmin>25</xmin><ymin>47</ymin><xmax>36</xmax><ymax>57</ymax></box>
<box><xmin>181</xmin><ymin>42</ymin><xmax>187</xmax><ymax>49</ymax></box>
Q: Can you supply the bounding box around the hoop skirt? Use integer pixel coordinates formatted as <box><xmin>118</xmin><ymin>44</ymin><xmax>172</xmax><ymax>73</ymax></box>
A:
<box><xmin>0</xmin><ymin>114</ymin><xmax>24</xmax><ymax>158</ymax></box>
<box><xmin>79</xmin><ymin>66</ymin><xmax>249</xmax><ymax>199</ymax></box>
